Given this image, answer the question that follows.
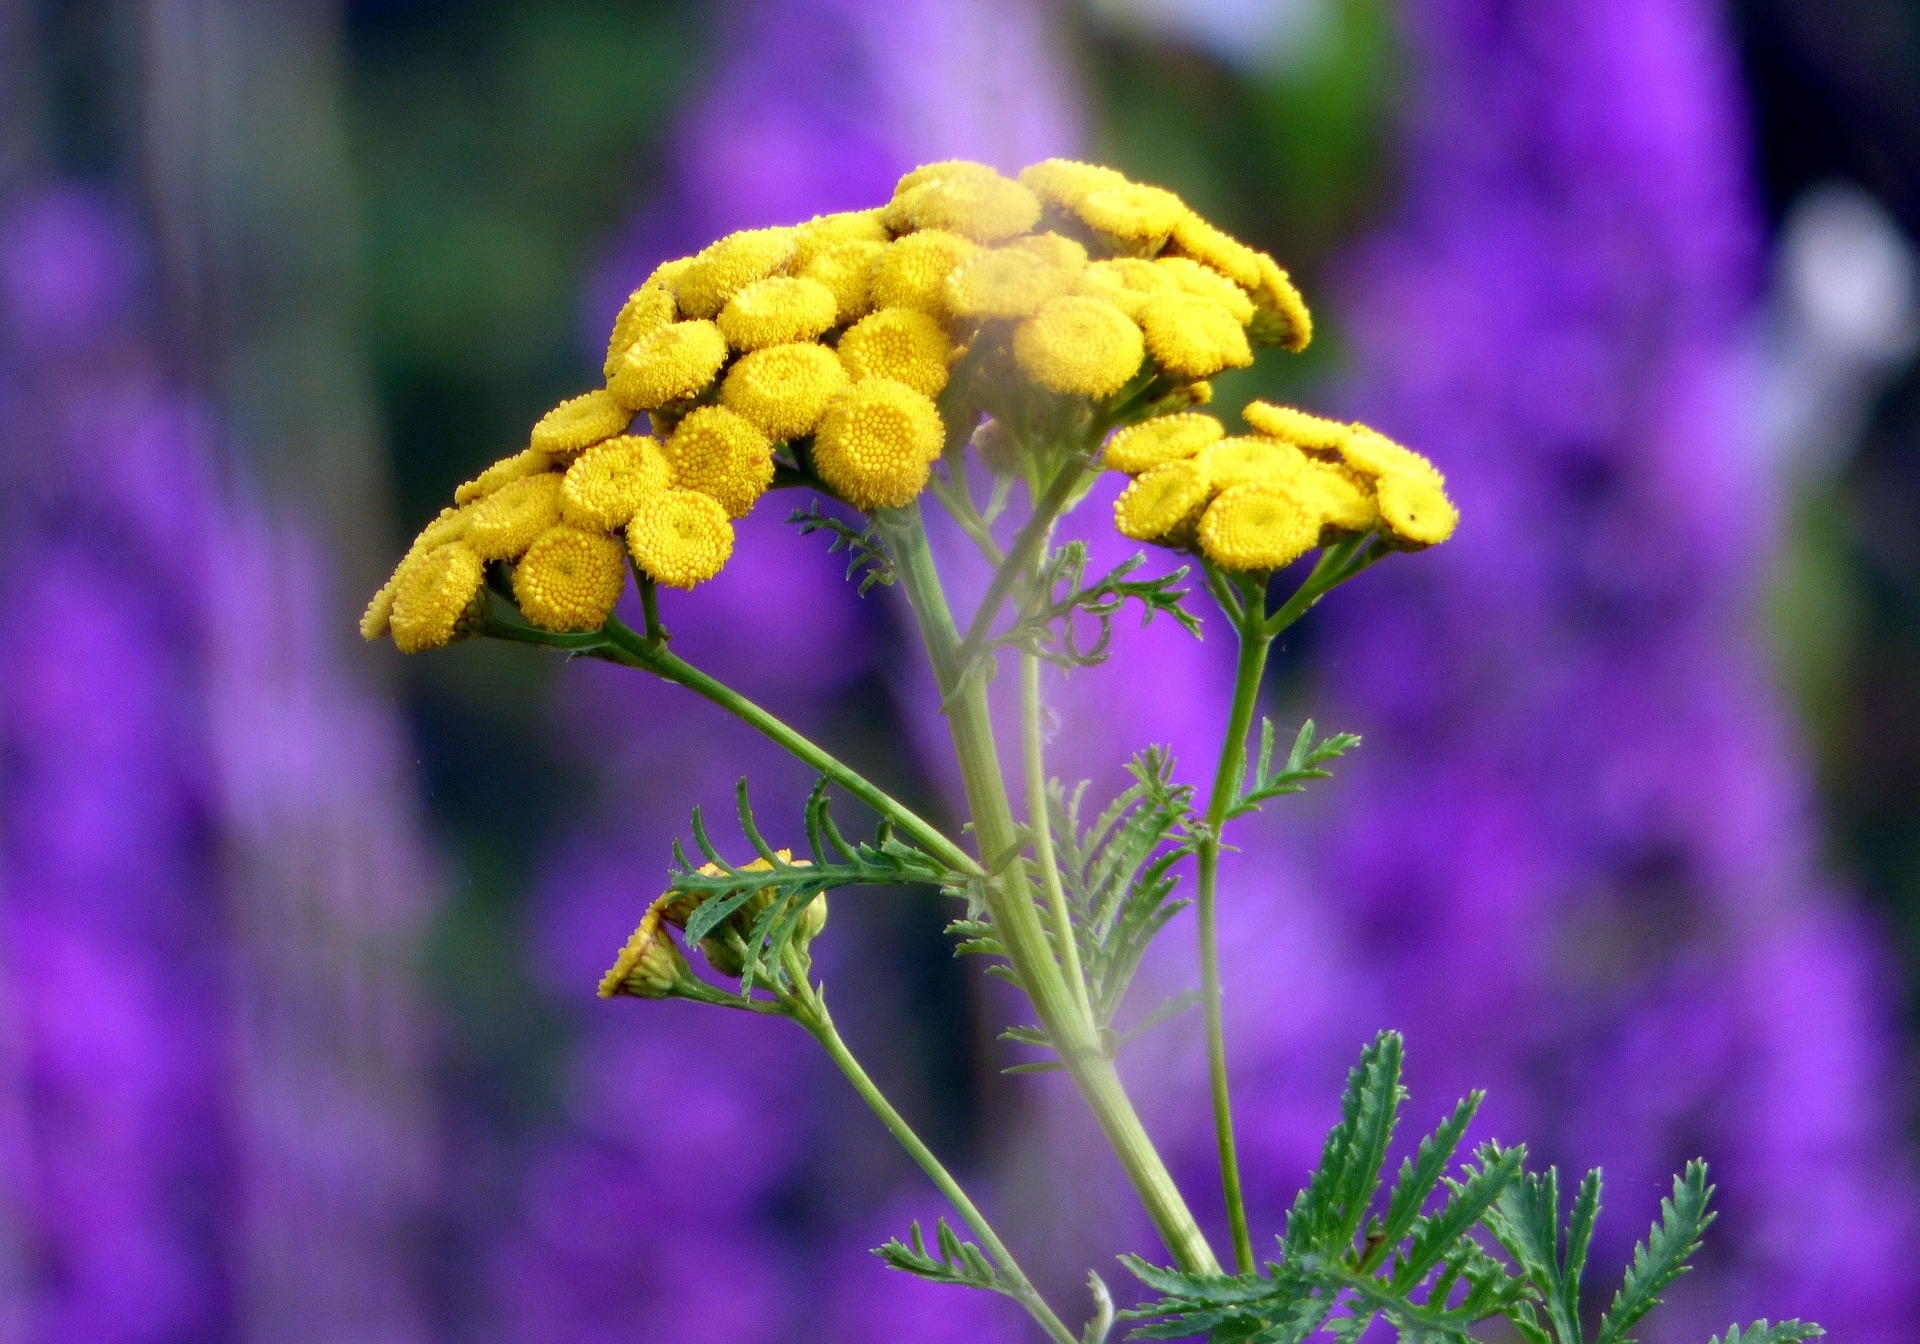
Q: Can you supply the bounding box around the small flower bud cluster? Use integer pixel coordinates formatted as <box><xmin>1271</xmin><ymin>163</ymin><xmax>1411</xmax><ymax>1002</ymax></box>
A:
<box><xmin>1108</xmin><ymin>402</ymin><xmax>1459</xmax><ymax>574</ymax></box>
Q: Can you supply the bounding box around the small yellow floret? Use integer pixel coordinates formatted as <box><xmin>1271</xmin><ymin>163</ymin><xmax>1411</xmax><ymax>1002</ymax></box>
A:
<box><xmin>1242</xmin><ymin>401</ymin><xmax>1350</xmax><ymax>452</ymax></box>
<box><xmin>1076</xmin><ymin>258</ymin><xmax>1176</xmax><ymax>317</ymax></box>
<box><xmin>626</xmin><ymin>488</ymin><xmax>735</xmax><ymax>588</ymax></box>
<box><xmin>455</xmin><ymin>448</ymin><xmax>554</xmax><ymax>505</ymax></box>
<box><xmin>1138</xmin><ymin>292</ymin><xmax>1253</xmax><ymax>378</ymax></box>
<box><xmin>1156</xmin><ymin>257</ymin><xmax>1255</xmax><ymax>324</ymax></box>
<box><xmin>466</xmin><ymin>472</ymin><xmax>564</xmax><ymax>560</ymax></box>
<box><xmin>894</xmin><ymin>160</ymin><xmax>1001</xmax><ymax>197</ymax></box>
<box><xmin>944</xmin><ymin>247</ymin><xmax>1074</xmax><ymax>320</ymax></box>
<box><xmin>802</xmin><ymin>240</ymin><xmax>886</xmax><ymax>325</ymax></box>
<box><xmin>561</xmin><ymin>435</ymin><xmax>672</xmax><ymax>530</ymax></box>
<box><xmin>1168</xmin><ymin>214</ymin><xmax>1263</xmax><ymax>291</ymax></box>
<box><xmin>1113</xmin><ymin>459</ymin><xmax>1211</xmax><ymax>542</ymax></box>
<box><xmin>1010</xmin><ymin>231</ymin><xmax>1089</xmax><ymax>272</ymax></box>
<box><xmin>717</xmin><ymin>276</ymin><xmax>839</xmax><ymax>350</ymax></box>
<box><xmin>790</xmin><ymin>209</ymin><xmax>889</xmax><ymax>270</ymax></box>
<box><xmin>1198</xmin><ymin>484</ymin><xmax>1321</xmax><ymax>573</ymax></box>
<box><xmin>1336</xmin><ymin>424</ymin><xmax>1441</xmax><ymax>484</ymax></box>
<box><xmin>607</xmin><ymin>319</ymin><xmax>729</xmax><ymax>410</ymax></box>
<box><xmin>603</xmin><ymin>281</ymin><xmax>678</xmax><ymax>380</ymax></box>
<box><xmin>1251</xmin><ymin>253</ymin><xmax>1313</xmax><ymax>352</ymax></box>
<box><xmin>902</xmin><ymin>174</ymin><xmax>1042</xmax><ymax>243</ymax></box>
<box><xmin>1017</xmin><ymin>159</ymin><xmax>1129</xmax><ymax>209</ymax></box>
<box><xmin>1339</xmin><ymin>426</ymin><xmax>1456</xmax><ymax>547</ymax></box>
<box><xmin>1199</xmin><ymin>435</ymin><xmax>1307</xmax><ymax>492</ymax></box>
<box><xmin>389</xmin><ymin>541</ymin><xmax>486</xmax><ymax>653</ymax></box>
<box><xmin>720</xmin><ymin>342</ymin><xmax>850</xmax><ymax>439</ymax></box>
<box><xmin>1103</xmin><ymin>412</ymin><xmax>1225</xmax><ymax>474</ymax></box>
<box><xmin>838</xmin><ymin>307</ymin><xmax>953</xmax><ymax>395</ymax></box>
<box><xmin>597</xmin><ymin>903</ymin><xmax>685</xmax><ymax>999</ymax></box>
<box><xmin>513</xmin><ymin>525</ymin><xmax>628</xmax><ymax>632</ymax></box>
<box><xmin>1012</xmin><ymin>296</ymin><xmax>1144</xmax><ymax>398</ymax></box>
<box><xmin>662</xmin><ymin>406</ymin><xmax>775</xmax><ymax>518</ymax></box>
<box><xmin>673</xmin><ymin>227</ymin><xmax>796</xmax><ymax>319</ymax></box>
<box><xmin>367</xmin><ymin>510</ymin><xmax>469</xmax><ymax>640</ymax></box>
<box><xmin>869</xmin><ymin>230</ymin><xmax>979</xmax><ymax>313</ymax></box>
<box><xmin>1076</xmin><ymin>183</ymin><xmax>1188</xmax><ymax>244</ymax></box>
<box><xmin>1294</xmin><ymin>458</ymin><xmax>1380</xmax><ymax>535</ymax></box>
<box><xmin>531</xmin><ymin>390</ymin><xmax>631</xmax><ymax>457</ymax></box>
<box><xmin>813</xmin><ymin>378</ymin><xmax>944</xmax><ymax>510</ymax></box>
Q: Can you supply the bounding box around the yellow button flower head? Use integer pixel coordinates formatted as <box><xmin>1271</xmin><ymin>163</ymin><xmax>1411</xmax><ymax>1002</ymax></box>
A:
<box><xmin>717</xmin><ymin>276</ymin><xmax>839</xmax><ymax>350</ymax></box>
<box><xmin>662</xmin><ymin>405</ymin><xmax>775</xmax><ymax>518</ymax></box>
<box><xmin>837</xmin><ymin>307</ymin><xmax>953</xmax><ymax>395</ymax></box>
<box><xmin>902</xmin><ymin>173</ymin><xmax>1042</xmax><ymax>243</ymax></box>
<box><xmin>1293</xmin><ymin>457</ymin><xmax>1380</xmax><ymax>536</ymax></box>
<box><xmin>1103</xmin><ymin>411</ymin><xmax>1224</xmax><ymax>474</ymax></box>
<box><xmin>466</xmin><ymin>471</ymin><xmax>564</xmax><ymax>560</ymax></box>
<box><xmin>1199</xmin><ymin>435</ymin><xmax>1307</xmax><ymax>492</ymax></box>
<box><xmin>1168</xmin><ymin>212</ymin><xmax>1263</xmax><ymax>291</ymax></box>
<box><xmin>603</xmin><ymin>279</ymin><xmax>678</xmax><ymax>380</ymax></box>
<box><xmin>561</xmin><ymin>434</ymin><xmax>672</xmax><ymax>531</ymax></box>
<box><xmin>720</xmin><ymin>341</ymin><xmax>850</xmax><ymax>439</ymax></box>
<box><xmin>627</xmin><ymin>487</ymin><xmax>735</xmax><ymax>588</ymax></box>
<box><xmin>389</xmin><ymin>541</ymin><xmax>486</xmax><ymax>653</ymax></box>
<box><xmin>1076</xmin><ymin>184</ymin><xmax>1188</xmax><ymax>246</ymax></box>
<box><xmin>869</xmin><ymin>230</ymin><xmax>979</xmax><ymax>313</ymax></box>
<box><xmin>1017</xmin><ymin>158</ymin><xmax>1129</xmax><ymax>210</ymax></box>
<box><xmin>1013</xmin><ymin>295</ymin><xmax>1144</xmax><ymax>398</ymax></box>
<box><xmin>1156</xmin><ymin>257</ymin><xmax>1255</xmax><ymax>324</ymax></box>
<box><xmin>530</xmin><ymin>389</ymin><xmax>631</xmax><ymax>458</ymax></box>
<box><xmin>813</xmin><ymin>377</ymin><xmax>944</xmax><ymax>510</ymax></box>
<box><xmin>894</xmin><ymin>159</ymin><xmax>1001</xmax><ymax>196</ymax></box>
<box><xmin>608</xmin><ymin>319</ymin><xmax>729</xmax><ymax>411</ymax></box>
<box><xmin>673</xmin><ymin>227</ymin><xmax>796</xmax><ymax>319</ymax></box>
<box><xmin>801</xmin><ymin>239</ymin><xmax>886</xmax><ymax>325</ymax></box>
<box><xmin>1113</xmin><ymin>458</ymin><xmax>1211</xmax><ymax>542</ymax></box>
<box><xmin>1198</xmin><ymin>483</ymin><xmax>1321</xmax><ymax>572</ymax></box>
<box><xmin>364</xmin><ymin>506</ymin><xmax>470</xmax><ymax>640</ymax></box>
<box><xmin>1339</xmin><ymin>425</ymin><xmax>1457</xmax><ymax>547</ymax></box>
<box><xmin>1138</xmin><ymin>292</ymin><xmax>1253</xmax><ymax>378</ymax></box>
<box><xmin>944</xmin><ymin>246</ymin><xmax>1075</xmax><ymax>321</ymax></box>
<box><xmin>513</xmin><ymin>525</ymin><xmax>628</xmax><ymax>632</ymax></box>
<box><xmin>597</xmin><ymin>903</ymin><xmax>689</xmax><ymax>999</ymax></box>
<box><xmin>790</xmin><ymin>208</ymin><xmax>888</xmax><ymax>270</ymax></box>
<box><xmin>1009</xmin><ymin>231</ymin><xmax>1089</xmax><ymax>272</ymax></box>
<box><xmin>454</xmin><ymin>447</ymin><xmax>555</xmax><ymax>505</ymax></box>
<box><xmin>1076</xmin><ymin>257</ymin><xmax>1176</xmax><ymax>318</ymax></box>
<box><xmin>1242</xmin><ymin>401</ymin><xmax>1349</xmax><ymax>452</ymax></box>
<box><xmin>1250</xmin><ymin>252</ymin><xmax>1313</xmax><ymax>352</ymax></box>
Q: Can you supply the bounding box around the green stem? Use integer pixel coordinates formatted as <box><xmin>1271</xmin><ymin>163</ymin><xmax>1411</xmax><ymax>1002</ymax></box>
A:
<box><xmin>789</xmin><ymin>981</ymin><xmax>1078</xmax><ymax>1344</ymax></box>
<box><xmin>1194</xmin><ymin>575</ymin><xmax>1273</xmax><ymax>1275</ymax></box>
<box><xmin>880</xmin><ymin>503</ymin><xmax>1221</xmax><ymax>1276</ymax></box>
<box><xmin>952</xmin><ymin>459</ymin><xmax>1090</xmax><ymax>674</ymax></box>
<box><xmin>1020</xmin><ymin>649</ymin><xmax>1095</xmax><ymax>1023</ymax></box>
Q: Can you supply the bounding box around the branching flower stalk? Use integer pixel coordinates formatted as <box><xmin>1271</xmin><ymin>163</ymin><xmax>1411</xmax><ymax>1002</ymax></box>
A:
<box><xmin>363</xmin><ymin>157</ymin><xmax>1817</xmax><ymax>1344</ymax></box>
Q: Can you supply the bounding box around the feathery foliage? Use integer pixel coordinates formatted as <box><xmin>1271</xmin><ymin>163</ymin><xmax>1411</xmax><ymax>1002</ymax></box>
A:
<box><xmin>790</xmin><ymin>502</ymin><xmax>896</xmax><ymax>594</ymax></box>
<box><xmin>1227</xmin><ymin>719</ymin><xmax>1361</xmax><ymax>821</ymax></box>
<box><xmin>993</xmin><ymin>543</ymin><xmax>1201</xmax><ymax>669</ymax></box>
<box><xmin>876</xmin><ymin>1219</ymin><xmax>1025</xmax><ymax>1300</ymax></box>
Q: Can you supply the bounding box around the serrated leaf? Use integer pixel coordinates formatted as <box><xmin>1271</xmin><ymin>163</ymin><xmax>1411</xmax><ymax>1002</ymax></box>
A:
<box><xmin>1710</xmin><ymin>1321</ymin><xmax>1823</xmax><ymax>1344</ymax></box>
<box><xmin>1596</xmin><ymin>1161</ymin><xmax>1714</xmax><ymax>1344</ymax></box>
<box><xmin>1365</xmin><ymin>1091</ymin><xmax>1481</xmax><ymax>1271</ymax></box>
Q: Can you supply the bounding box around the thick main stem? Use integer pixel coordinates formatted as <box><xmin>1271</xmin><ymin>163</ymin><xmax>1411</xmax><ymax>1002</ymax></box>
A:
<box><xmin>882</xmin><ymin>504</ymin><xmax>1221</xmax><ymax>1276</ymax></box>
<box><xmin>1195</xmin><ymin>590</ymin><xmax>1273</xmax><ymax>1275</ymax></box>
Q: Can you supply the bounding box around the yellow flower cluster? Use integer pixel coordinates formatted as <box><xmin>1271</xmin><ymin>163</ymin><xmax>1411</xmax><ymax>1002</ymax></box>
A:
<box><xmin>365</xmin><ymin>158</ymin><xmax>1324</xmax><ymax>649</ymax></box>
<box><xmin>1107</xmin><ymin>402</ymin><xmax>1458</xmax><ymax>574</ymax></box>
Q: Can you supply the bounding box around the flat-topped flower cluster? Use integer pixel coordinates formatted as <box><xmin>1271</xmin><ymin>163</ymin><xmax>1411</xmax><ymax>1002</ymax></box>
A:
<box><xmin>363</xmin><ymin>157</ymin><xmax>1454</xmax><ymax>654</ymax></box>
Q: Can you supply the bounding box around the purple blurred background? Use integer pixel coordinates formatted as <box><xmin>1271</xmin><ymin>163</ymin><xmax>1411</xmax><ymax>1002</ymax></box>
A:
<box><xmin>5</xmin><ymin>0</ymin><xmax>1920</xmax><ymax>1340</ymax></box>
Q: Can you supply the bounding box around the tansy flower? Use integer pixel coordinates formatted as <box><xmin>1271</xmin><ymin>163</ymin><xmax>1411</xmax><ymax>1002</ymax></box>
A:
<box><xmin>1198</xmin><ymin>435</ymin><xmax>1307</xmax><ymax>492</ymax></box>
<box><xmin>1009</xmin><ymin>231</ymin><xmax>1089</xmax><ymax>272</ymax></box>
<box><xmin>893</xmin><ymin>159</ymin><xmax>1001</xmax><ymax>196</ymax></box>
<box><xmin>561</xmin><ymin>435</ymin><xmax>673</xmax><ymax>531</ymax></box>
<box><xmin>1293</xmin><ymin>458</ymin><xmax>1380</xmax><ymax>536</ymax></box>
<box><xmin>1113</xmin><ymin>458</ymin><xmax>1211</xmax><ymax>542</ymax></box>
<box><xmin>1103</xmin><ymin>411</ymin><xmax>1224</xmax><ymax>474</ymax></box>
<box><xmin>944</xmin><ymin>247</ymin><xmax>1074</xmax><ymax>321</ymax></box>
<box><xmin>1076</xmin><ymin>258</ymin><xmax>1175</xmax><ymax>317</ymax></box>
<box><xmin>869</xmin><ymin>230</ymin><xmax>978</xmax><ymax>313</ymax></box>
<box><xmin>1241</xmin><ymin>401</ymin><xmax>1349</xmax><ymax>452</ymax></box>
<box><xmin>1075</xmin><ymin>183</ymin><xmax>1188</xmax><ymax>245</ymax></box>
<box><xmin>513</xmin><ymin>525</ymin><xmax>628</xmax><ymax>632</ymax></box>
<box><xmin>802</xmin><ymin>239</ymin><xmax>885</xmax><ymax>325</ymax></box>
<box><xmin>720</xmin><ymin>342</ymin><xmax>850</xmax><ymax>439</ymax></box>
<box><xmin>790</xmin><ymin>209</ymin><xmax>888</xmax><ymax>270</ymax></box>
<box><xmin>1251</xmin><ymin>253</ymin><xmax>1313</xmax><ymax>352</ymax></box>
<box><xmin>603</xmin><ymin>279</ymin><xmax>678</xmax><ymax>380</ymax></box>
<box><xmin>1339</xmin><ymin>425</ymin><xmax>1457</xmax><ymax>546</ymax></box>
<box><xmin>837</xmin><ymin>307</ymin><xmax>952</xmax><ymax>395</ymax></box>
<box><xmin>1017</xmin><ymin>158</ymin><xmax>1129</xmax><ymax>210</ymax></box>
<box><xmin>597</xmin><ymin>903</ymin><xmax>689</xmax><ymax>999</ymax></box>
<box><xmin>1156</xmin><ymin>257</ymin><xmax>1255</xmax><ymax>324</ymax></box>
<box><xmin>466</xmin><ymin>472</ymin><xmax>565</xmax><ymax>560</ymax></box>
<box><xmin>607</xmin><ymin>319</ymin><xmax>729</xmax><ymax>411</ymax></box>
<box><xmin>530</xmin><ymin>389</ymin><xmax>631</xmax><ymax>457</ymax></box>
<box><xmin>717</xmin><ymin>276</ymin><xmax>839</xmax><ymax>350</ymax></box>
<box><xmin>813</xmin><ymin>378</ymin><xmax>944</xmax><ymax>510</ymax></box>
<box><xmin>1198</xmin><ymin>483</ymin><xmax>1321</xmax><ymax>572</ymax></box>
<box><xmin>1014</xmin><ymin>295</ymin><xmax>1144</xmax><ymax>399</ymax></box>
<box><xmin>455</xmin><ymin>447</ymin><xmax>554</xmax><ymax>505</ymax></box>
<box><xmin>673</xmin><ymin>227</ymin><xmax>796</xmax><ymax>319</ymax></box>
<box><xmin>1168</xmin><ymin>213</ymin><xmax>1263</xmax><ymax>291</ymax></box>
<box><xmin>662</xmin><ymin>406</ymin><xmax>774</xmax><ymax>518</ymax></box>
<box><xmin>627</xmin><ymin>487</ymin><xmax>735</xmax><ymax>588</ymax></box>
<box><xmin>900</xmin><ymin>173</ymin><xmax>1042</xmax><ymax>243</ymax></box>
<box><xmin>363</xmin><ymin>506</ymin><xmax>470</xmax><ymax>640</ymax></box>
<box><xmin>388</xmin><ymin>541</ymin><xmax>486</xmax><ymax>653</ymax></box>
<box><xmin>1138</xmin><ymin>291</ymin><xmax>1252</xmax><ymax>378</ymax></box>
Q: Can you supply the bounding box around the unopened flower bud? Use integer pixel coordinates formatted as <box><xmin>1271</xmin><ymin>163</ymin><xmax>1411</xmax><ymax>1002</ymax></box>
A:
<box><xmin>597</xmin><ymin>902</ymin><xmax>691</xmax><ymax>999</ymax></box>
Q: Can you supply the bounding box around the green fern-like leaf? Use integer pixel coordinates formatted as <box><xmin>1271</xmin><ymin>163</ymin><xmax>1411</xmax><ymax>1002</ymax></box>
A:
<box><xmin>1228</xmin><ymin>719</ymin><xmax>1361</xmax><ymax>820</ymax></box>
<box><xmin>1595</xmin><ymin>1162</ymin><xmax>1714</xmax><ymax>1344</ymax></box>
<box><xmin>1709</xmin><ymin>1321</ymin><xmax>1823</xmax><ymax>1344</ymax></box>
<box><xmin>875</xmin><ymin>1218</ymin><xmax>1019</xmax><ymax>1298</ymax></box>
